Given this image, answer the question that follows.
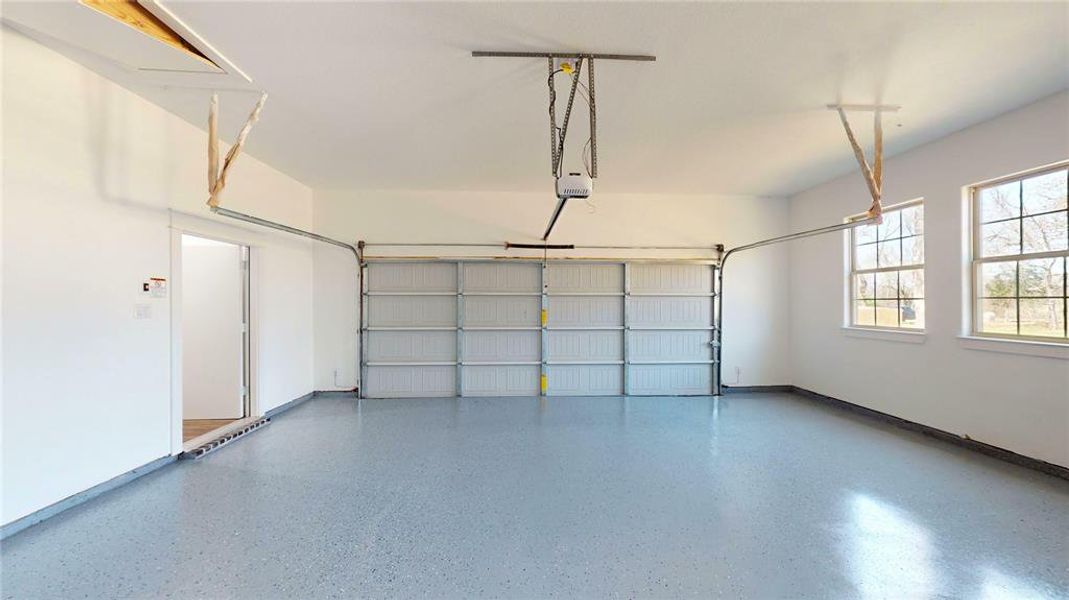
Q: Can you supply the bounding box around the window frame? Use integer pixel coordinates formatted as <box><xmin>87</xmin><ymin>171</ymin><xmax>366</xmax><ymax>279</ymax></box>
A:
<box><xmin>847</xmin><ymin>198</ymin><xmax>926</xmax><ymax>332</ymax></box>
<box><xmin>969</xmin><ymin>162</ymin><xmax>1069</xmax><ymax>344</ymax></box>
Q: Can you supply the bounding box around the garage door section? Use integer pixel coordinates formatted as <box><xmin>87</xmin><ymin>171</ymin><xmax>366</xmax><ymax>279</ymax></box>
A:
<box><xmin>545</xmin><ymin>263</ymin><xmax>624</xmax><ymax>396</ymax></box>
<box><xmin>364</xmin><ymin>262</ymin><xmax>457</xmax><ymax>398</ymax></box>
<box><xmin>460</xmin><ymin>263</ymin><xmax>541</xmax><ymax>396</ymax></box>
<box><xmin>627</xmin><ymin>264</ymin><xmax>715</xmax><ymax>395</ymax></box>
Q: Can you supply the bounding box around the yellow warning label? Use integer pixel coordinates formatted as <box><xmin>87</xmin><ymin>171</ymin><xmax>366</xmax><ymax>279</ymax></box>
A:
<box><xmin>540</xmin><ymin>374</ymin><xmax>548</xmax><ymax>394</ymax></box>
<box><xmin>541</xmin><ymin>309</ymin><xmax>547</xmax><ymax>326</ymax></box>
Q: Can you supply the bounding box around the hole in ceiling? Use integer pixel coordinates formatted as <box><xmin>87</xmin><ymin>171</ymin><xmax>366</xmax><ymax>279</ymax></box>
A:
<box><xmin>79</xmin><ymin>0</ymin><xmax>219</xmax><ymax>69</ymax></box>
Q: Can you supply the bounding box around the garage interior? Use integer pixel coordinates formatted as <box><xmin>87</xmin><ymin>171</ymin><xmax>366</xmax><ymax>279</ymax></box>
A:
<box><xmin>1</xmin><ymin>1</ymin><xmax>1067</xmax><ymax>598</ymax></box>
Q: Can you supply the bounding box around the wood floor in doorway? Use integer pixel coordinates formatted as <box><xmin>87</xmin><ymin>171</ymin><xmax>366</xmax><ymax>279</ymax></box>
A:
<box><xmin>183</xmin><ymin>419</ymin><xmax>237</xmax><ymax>442</ymax></box>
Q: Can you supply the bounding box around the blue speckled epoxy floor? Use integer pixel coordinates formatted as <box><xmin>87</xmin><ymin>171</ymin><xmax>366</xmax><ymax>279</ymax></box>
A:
<box><xmin>2</xmin><ymin>393</ymin><xmax>1068</xmax><ymax>599</ymax></box>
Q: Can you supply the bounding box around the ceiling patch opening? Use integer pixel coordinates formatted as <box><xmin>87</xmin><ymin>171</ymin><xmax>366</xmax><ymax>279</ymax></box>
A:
<box><xmin>79</xmin><ymin>0</ymin><xmax>218</xmax><ymax>69</ymax></box>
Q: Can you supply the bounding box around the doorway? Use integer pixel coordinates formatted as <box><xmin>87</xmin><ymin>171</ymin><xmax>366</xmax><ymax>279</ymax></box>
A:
<box><xmin>180</xmin><ymin>234</ymin><xmax>250</xmax><ymax>444</ymax></box>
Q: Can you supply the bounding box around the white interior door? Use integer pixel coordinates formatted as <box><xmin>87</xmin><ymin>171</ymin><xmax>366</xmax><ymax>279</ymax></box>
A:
<box><xmin>181</xmin><ymin>235</ymin><xmax>245</xmax><ymax>419</ymax></box>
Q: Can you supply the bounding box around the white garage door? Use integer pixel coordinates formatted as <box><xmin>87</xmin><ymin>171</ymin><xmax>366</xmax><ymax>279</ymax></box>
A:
<box><xmin>626</xmin><ymin>263</ymin><xmax>716</xmax><ymax>395</ymax></box>
<box><xmin>546</xmin><ymin>263</ymin><xmax>625</xmax><ymax>395</ymax></box>
<box><xmin>364</xmin><ymin>262</ymin><xmax>458</xmax><ymax>398</ymax></box>
<box><xmin>362</xmin><ymin>261</ymin><xmax>715</xmax><ymax>398</ymax></box>
<box><xmin>461</xmin><ymin>262</ymin><xmax>542</xmax><ymax>397</ymax></box>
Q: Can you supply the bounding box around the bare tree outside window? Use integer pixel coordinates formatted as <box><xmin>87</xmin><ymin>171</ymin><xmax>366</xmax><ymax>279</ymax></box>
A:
<box><xmin>849</xmin><ymin>200</ymin><xmax>925</xmax><ymax>330</ymax></box>
<box><xmin>973</xmin><ymin>165</ymin><xmax>1068</xmax><ymax>341</ymax></box>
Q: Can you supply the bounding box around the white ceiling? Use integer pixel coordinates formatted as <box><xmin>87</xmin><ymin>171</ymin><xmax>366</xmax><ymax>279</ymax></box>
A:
<box><xmin>6</xmin><ymin>1</ymin><xmax>1068</xmax><ymax>197</ymax></box>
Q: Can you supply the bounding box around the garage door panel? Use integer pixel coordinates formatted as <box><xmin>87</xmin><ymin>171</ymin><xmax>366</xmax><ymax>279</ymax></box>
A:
<box><xmin>463</xmin><ymin>263</ymin><xmax>540</xmax><ymax>293</ymax></box>
<box><xmin>369</xmin><ymin>295</ymin><xmax>456</xmax><ymax>327</ymax></box>
<box><xmin>369</xmin><ymin>262</ymin><xmax>457</xmax><ymax>293</ymax></box>
<box><xmin>548</xmin><ymin>365</ymin><xmax>622</xmax><ymax>396</ymax></box>
<box><xmin>463</xmin><ymin>331</ymin><xmax>540</xmax><ymax>362</ymax></box>
<box><xmin>366</xmin><ymin>260</ymin><xmax>717</xmax><ymax>399</ymax></box>
<box><xmin>629</xmin><ymin>296</ymin><xmax>712</xmax><ymax>328</ymax></box>
<box><xmin>367</xmin><ymin>331</ymin><xmax>456</xmax><ymax>363</ymax></box>
<box><xmin>630</xmin><ymin>364</ymin><xmax>711</xmax><ymax>395</ymax></box>
<box><xmin>630</xmin><ymin>264</ymin><xmax>712</xmax><ymax>294</ymax></box>
<box><xmin>547</xmin><ymin>330</ymin><xmax>623</xmax><ymax>362</ymax></box>
<box><xmin>628</xmin><ymin>330</ymin><xmax>712</xmax><ymax>362</ymax></box>
<box><xmin>546</xmin><ymin>263</ymin><xmax>622</xmax><ymax>293</ymax></box>
<box><xmin>366</xmin><ymin>365</ymin><xmax>455</xmax><ymax>398</ymax></box>
<box><xmin>464</xmin><ymin>296</ymin><xmax>540</xmax><ymax>327</ymax></box>
<box><xmin>547</xmin><ymin>296</ymin><xmax>623</xmax><ymax>327</ymax></box>
<box><xmin>463</xmin><ymin>366</ymin><xmax>540</xmax><ymax>396</ymax></box>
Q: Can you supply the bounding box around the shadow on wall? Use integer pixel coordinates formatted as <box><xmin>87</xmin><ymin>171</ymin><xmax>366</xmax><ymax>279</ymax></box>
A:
<box><xmin>84</xmin><ymin>71</ymin><xmax>170</xmax><ymax>214</ymax></box>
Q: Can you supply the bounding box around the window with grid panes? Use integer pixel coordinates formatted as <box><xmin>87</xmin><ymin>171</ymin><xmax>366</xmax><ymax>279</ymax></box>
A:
<box><xmin>849</xmin><ymin>201</ymin><xmax>925</xmax><ymax>330</ymax></box>
<box><xmin>972</xmin><ymin>165</ymin><xmax>1068</xmax><ymax>341</ymax></box>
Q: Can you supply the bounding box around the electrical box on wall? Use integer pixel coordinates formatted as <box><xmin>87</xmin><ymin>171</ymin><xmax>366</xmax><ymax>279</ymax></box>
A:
<box><xmin>143</xmin><ymin>277</ymin><xmax>168</xmax><ymax>298</ymax></box>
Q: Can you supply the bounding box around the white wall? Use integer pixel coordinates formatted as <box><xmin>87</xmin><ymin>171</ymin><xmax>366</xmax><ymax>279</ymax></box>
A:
<box><xmin>313</xmin><ymin>190</ymin><xmax>792</xmax><ymax>392</ymax></box>
<box><xmin>181</xmin><ymin>237</ymin><xmax>244</xmax><ymax>420</ymax></box>
<box><xmin>789</xmin><ymin>91</ymin><xmax>1069</xmax><ymax>468</ymax></box>
<box><xmin>8</xmin><ymin>12</ymin><xmax>1061</xmax><ymax>532</ymax></box>
<box><xmin>1</xmin><ymin>27</ymin><xmax>315</xmax><ymax>525</ymax></box>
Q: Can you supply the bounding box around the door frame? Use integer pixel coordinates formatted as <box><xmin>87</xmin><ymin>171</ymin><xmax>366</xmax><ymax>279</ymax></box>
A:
<box><xmin>169</xmin><ymin>228</ymin><xmax>255</xmax><ymax>454</ymax></box>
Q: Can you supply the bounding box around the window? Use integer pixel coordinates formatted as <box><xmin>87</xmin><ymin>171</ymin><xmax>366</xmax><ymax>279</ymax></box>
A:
<box><xmin>849</xmin><ymin>200</ymin><xmax>925</xmax><ymax>330</ymax></box>
<box><xmin>971</xmin><ymin>164</ymin><xmax>1068</xmax><ymax>341</ymax></box>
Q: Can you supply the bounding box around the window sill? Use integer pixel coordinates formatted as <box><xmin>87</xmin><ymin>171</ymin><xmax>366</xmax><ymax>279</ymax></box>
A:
<box><xmin>841</xmin><ymin>327</ymin><xmax>927</xmax><ymax>344</ymax></box>
<box><xmin>958</xmin><ymin>336</ymin><xmax>1069</xmax><ymax>360</ymax></box>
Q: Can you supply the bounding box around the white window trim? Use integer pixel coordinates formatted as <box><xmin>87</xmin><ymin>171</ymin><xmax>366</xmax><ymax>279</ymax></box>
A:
<box><xmin>845</xmin><ymin>198</ymin><xmax>926</xmax><ymax>332</ymax></box>
<box><xmin>967</xmin><ymin>161</ymin><xmax>1069</xmax><ymax>346</ymax></box>
<box><xmin>958</xmin><ymin>335</ymin><xmax>1069</xmax><ymax>360</ymax></box>
<box><xmin>841</xmin><ymin>326</ymin><xmax>927</xmax><ymax>344</ymax></box>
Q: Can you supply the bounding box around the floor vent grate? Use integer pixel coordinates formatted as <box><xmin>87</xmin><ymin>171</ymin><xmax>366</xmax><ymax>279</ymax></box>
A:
<box><xmin>181</xmin><ymin>418</ymin><xmax>270</xmax><ymax>460</ymax></box>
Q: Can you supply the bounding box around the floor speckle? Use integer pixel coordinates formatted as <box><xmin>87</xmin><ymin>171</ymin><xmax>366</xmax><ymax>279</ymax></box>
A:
<box><xmin>2</xmin><ymin>393</ymin><xmax>1068</xmax><ymax>599</ymax></box>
